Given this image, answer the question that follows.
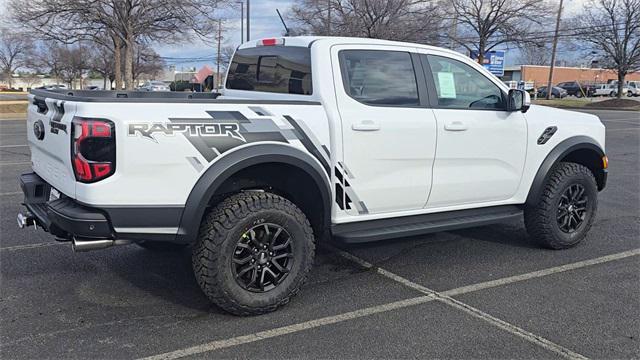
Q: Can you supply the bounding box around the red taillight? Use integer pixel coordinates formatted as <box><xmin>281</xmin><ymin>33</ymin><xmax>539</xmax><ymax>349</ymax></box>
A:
<box><xmin>257</xmin><ymin>38</ymin><xmax>284</xmax><ymax>46</ymax></box>
<box><xmin>71</xmin><ymin>117</ymin><xmax>116</xmax><ymax>183</ymax></box>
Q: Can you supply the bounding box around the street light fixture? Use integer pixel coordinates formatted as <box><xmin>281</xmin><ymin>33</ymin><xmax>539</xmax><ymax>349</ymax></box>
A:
<box><xmin>236</xmin><ymin>1</ymin><xmax>244</xmax><ymax>44</ymax></box>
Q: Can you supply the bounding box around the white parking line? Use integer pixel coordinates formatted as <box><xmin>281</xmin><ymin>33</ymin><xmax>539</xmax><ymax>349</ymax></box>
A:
<box><xmin>0</xmin><ymin>144</ymin><xmax>28</xmax><ymax>148</ymax></box>
<box><xmin>601</xmin><ymin>119</ymin><xmax>640</xmax><ymax>125</ymax></box>
<box><xmin>141</xmin><ymin>247</ymin><xmax>639</xmax><ymax>360</ymax></box>
<box><xmin>0</xmin><ymin>161</ymin><xmax>30</xmax><ymax>166</ymax></box>
<box><xmin>441</xmin><ymin>248</ymin><xmax>640</xmax><ymax>296</ymax></box>
<box><xmin>0</xmin><ymin>242</ymin><xmax>66</xmax><ymax>252</ymax></box>
<box><xmin>140</xmin><ymin>296</ymin><xmax>435</xmax><ymax>360</ymax></box>
<box><xmin>0</xmin><ymin>192</ymin><xmax>21</xmax><ymax>196</ymax></box>
<box><xmin>606</xmin><ymin>127</ymin><xmax>640</xmax><ymax>132</ymax></box>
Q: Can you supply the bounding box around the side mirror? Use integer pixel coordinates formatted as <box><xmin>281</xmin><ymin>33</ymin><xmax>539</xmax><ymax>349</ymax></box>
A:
<box><xmin>508</xmin><ymin>89</ymin><xmax>531</xmax><ymax>113</ymax></box>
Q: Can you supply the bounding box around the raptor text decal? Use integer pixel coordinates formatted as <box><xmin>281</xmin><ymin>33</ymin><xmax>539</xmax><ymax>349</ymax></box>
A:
<box><xmin>128</xmin><ymin>123</ymin><xmax>246</xmax><ymax>142</ymax></box>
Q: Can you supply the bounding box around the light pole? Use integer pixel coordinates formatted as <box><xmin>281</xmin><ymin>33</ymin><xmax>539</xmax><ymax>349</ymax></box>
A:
<box><xmin>216</xmin><ymin>20</ymin><xmax>222</xmax><ymax>91</ymax></box>
<box><xmin>237</xmin><ymin>1</ymin><xmax>244</xmax><ymax>43</ymax></box>
<box><xmin>246</xmin><ymin>0</ymin><xmax>250</xmax><ymax>41</ymax></box>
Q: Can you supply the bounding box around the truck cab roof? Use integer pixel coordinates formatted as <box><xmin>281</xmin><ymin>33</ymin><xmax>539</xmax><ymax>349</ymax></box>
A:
<box><xmin>238</xmin><ymin>36</ymin><xmax>462</xmax><ymax>57</ymax></box>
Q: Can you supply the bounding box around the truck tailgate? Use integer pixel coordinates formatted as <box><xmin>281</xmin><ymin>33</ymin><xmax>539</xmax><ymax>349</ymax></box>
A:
<box><xmin>27</xmin><ymin>94</ymin><xmax>76</xmax><ymax>198</ymax></box>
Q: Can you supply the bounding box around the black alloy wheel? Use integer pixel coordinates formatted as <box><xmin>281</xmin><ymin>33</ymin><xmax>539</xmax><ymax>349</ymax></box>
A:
<box><xmin>232</xmin><ymin>223</ymin><xmax>294</xmax><ymax>292</ymax></box>
<box><xmin>556</xmin><ymin>184</ymin><xmax>588</xmax><ymax>233</ymax></box>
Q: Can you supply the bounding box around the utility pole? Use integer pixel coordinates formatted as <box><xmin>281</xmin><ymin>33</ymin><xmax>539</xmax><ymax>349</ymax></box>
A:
<box><xmin>237</xmin><ymin>1</ymin><xmax>244</xmax><ymax>43</ymax></box>
<box><xmin>546</xmin><ymin>0</ymin><xmax>564</xmax><ymax>100</ymax></box>
<box><xmin>327</xmin><ymin>0</ymin><xmax>331</xmax><ymax>35</ymax></box>
<box><xmin>449</xmin><ymin>13</ymin><xmax>458</xmax><ymax>50</ymax></box>
<box><xmin>246</xmin><ymin>0</ymin><xmax>250</xmax><ymax>41</ymax></box>
<box><xmin>216</xmin><ymin>20</ymin><xmax>222</xmax><ymax>91</ymax></box>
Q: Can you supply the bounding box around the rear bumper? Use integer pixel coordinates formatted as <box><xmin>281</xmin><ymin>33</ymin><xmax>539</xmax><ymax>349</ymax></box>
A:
<box><xmin>19</xmin><ymin>172</ymin><xmax>113</xmax><ymax>240</ymax></box>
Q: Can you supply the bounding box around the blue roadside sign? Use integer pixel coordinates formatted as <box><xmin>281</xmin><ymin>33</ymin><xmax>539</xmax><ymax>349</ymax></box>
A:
<box><xmin>470</xmin><ymin>50</ymin><xmax>506</xmax><ymax>77</ymax></box>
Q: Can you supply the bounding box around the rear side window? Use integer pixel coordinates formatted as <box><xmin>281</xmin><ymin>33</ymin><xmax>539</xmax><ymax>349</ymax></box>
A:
<box><xmin>226</xmin><ymin>47</ymin><xmax>312</xmax><ymax>95</ymax></box>
<box><xmin>339</xmin><ymin>50</ymin><xmax>419</xmax><ymax>106</ymax></box>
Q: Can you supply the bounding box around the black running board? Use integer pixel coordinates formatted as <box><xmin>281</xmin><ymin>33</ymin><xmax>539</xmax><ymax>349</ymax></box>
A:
<box><xmin>332</xmin><ymin>205</ymin><xmax>523</xmax><ymax>243</ymax></box>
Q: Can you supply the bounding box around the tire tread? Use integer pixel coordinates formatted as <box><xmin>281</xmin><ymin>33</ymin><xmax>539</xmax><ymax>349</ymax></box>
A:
<box><xmin>192</xmin><ymin>191</ymin><xmax>315</xmax><ymax>316</ymax></box>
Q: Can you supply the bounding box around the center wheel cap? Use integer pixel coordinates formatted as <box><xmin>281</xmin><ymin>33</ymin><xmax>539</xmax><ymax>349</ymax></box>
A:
<box><xmin>258</xmin><ymin>252</ymin><xmax>268</xmax><ymax>264</ymax></box>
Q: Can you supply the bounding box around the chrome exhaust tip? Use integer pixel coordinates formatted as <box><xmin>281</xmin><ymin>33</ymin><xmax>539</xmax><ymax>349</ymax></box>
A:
<box><xmin>71</xmin><ymin>238</ymin><xmax>132</xmax><ymax>252</ymax></box>
<box><xmin>17</xmin><ymin>212</ymin><xmax>35</xmax><ymax>229</ymax></box>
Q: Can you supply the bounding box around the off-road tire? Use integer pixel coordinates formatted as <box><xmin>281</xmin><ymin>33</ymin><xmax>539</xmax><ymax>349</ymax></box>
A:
<box><xmin>525</xmin><ymin>162</ymin><xmax>598</xmax><ymax>249</ymax></box>
<box><xmin>192</xmin><ymin>191</ymin><xmax>315</xmax><ymax>316</ymax></box>
<box><xmin>136</xmin><ymin>241</ymin><xmax>188</xmax><ymax>252</ymax></box>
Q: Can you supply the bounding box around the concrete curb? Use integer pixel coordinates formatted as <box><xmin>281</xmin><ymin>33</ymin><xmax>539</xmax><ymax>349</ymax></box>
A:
<box><xmin>0</xmin><ymin>113</ymin><xmax>26</xmax><ymax>120</ymax></box>
<box><xmin>537</xmin><ymin>105</ymin><xmax>640</xmax><ymax>112</ymax></box>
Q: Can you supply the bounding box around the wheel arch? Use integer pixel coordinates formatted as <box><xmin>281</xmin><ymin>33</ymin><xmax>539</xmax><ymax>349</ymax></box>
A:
<box><xmin>176</xmin><ymin>143</ymin><xmax>332</xmax><ymax>244</ymax></box>
<box><xmin>526</xmin><ymin>136</ymin><xmax>607</xmax><ymax>206</ymax></box>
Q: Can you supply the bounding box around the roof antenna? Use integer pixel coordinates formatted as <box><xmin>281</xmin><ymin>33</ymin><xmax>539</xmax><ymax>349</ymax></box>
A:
<box><xmin>276</xmin><ymin>9</ymin><xmax>290</xmax><ymax>36</ymax></box>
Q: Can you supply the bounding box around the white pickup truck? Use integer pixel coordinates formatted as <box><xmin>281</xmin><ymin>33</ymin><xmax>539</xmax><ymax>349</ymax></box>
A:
<box><xmin>18</xmin><ymin>36</ymin><xmax>608</xmax><ymax>315</ymax></box>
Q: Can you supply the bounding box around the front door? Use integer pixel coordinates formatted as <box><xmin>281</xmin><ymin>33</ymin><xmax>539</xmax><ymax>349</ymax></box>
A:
<box><xmin>419</xmin><ymin>53</ymin><xmax>527</xmax><ymax>208</ymax></box>
<box><xmin>332</xmin><ymin>45</ymin><xmax>437</xmax><ymax>215</ymax></box>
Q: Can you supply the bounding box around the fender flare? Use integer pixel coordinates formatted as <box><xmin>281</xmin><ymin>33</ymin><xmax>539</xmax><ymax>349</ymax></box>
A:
<box><xmin>525</xmin><ymin>136</ymin><xmax>605</xmax><ymax>206</ymax></box>
<box><xmin>175</xmin><ymin>143</ymin><xmax>332</xmax><ymax>244</ymax></box>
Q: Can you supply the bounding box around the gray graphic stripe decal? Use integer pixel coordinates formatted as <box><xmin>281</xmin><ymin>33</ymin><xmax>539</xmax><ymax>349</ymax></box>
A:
<box><xmin>282</xmin><ymin>115</ymin><xmax>331</xmax><ymax>176</ymax></box>
<box><xmin>249</xmin><ymin>106</ymin><xmax>273</xmax><ymax>116</ymax></box>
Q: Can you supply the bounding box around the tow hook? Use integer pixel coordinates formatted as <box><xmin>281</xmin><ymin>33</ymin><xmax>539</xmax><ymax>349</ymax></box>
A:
<box><xmin>17</xmin><ymin>212</ymin><xmax>36</xmax><ymax>229</ymax></box>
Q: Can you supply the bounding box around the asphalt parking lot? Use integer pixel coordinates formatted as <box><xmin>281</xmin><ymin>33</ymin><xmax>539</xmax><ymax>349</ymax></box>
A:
<box><xmin>1</xmin><ymin>109</ymin><xmax>638</xmax><ymax>359</ymax></box>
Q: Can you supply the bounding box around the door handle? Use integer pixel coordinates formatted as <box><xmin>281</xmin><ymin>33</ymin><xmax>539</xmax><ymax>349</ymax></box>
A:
<box><xmin>352</xmin><ymin>120</ymin><xmax>380</xmax><ymax>131</ymax></box>
<box><xmin>444</xmin><ymin>120</ymin><xmax>468</xmax><ymax>131</ymax></box>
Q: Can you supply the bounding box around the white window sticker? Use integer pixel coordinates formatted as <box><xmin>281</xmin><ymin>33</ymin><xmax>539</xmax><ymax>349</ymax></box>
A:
<box><xmin>437</xmin><ymin>72</ymin><xmax>457</xmax><ymax>99</ymax></box>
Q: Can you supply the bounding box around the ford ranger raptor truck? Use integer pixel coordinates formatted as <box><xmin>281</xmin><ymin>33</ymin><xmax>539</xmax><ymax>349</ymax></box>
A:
<box><xmin>17</xmin><ymin>37</ymin><xmax>608</xmax><ymax>315</ymax></box>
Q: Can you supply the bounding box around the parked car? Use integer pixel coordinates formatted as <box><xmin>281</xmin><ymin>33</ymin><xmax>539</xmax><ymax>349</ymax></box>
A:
<box><xmin>609</xmin><ymin>85</ymin><xmax>631</xmax><ymax>97</ymax></box>
<box><xmin>593</xmin><ymin>84</ymin><xmax>613</xmax><ymax>97</ymax></box>
<box><xmin>625</xmin><ymin>81</ymin><xmax>640</xmax><ymax>97</ymax></box>
<box><xmin>537</xmin><ymin>86</ymin><xmax>568</xmax><ymax>99</ymax></box>
<box><xmin>84</xmin><ymin>85</ymin><xmax>102</xmax><ymax>91</ymax></box>
<box><xmin>556</xmin><ymin>81</ymin><xmax>595</xmax><ymax>97</ymax></box>
<box><xmin>37</xmin><ymin>84</ymin><xmax>68</xmax><ymax>90</ymax></box>
<box><xmin>138</xmin><ymin>80</ymin><xmax>170</xmax><ymax>92</ymax></box>
<box><xmin>19</xmin><ymin>36</ymin><xmax>608</xmax><ymax>316</ymax></box>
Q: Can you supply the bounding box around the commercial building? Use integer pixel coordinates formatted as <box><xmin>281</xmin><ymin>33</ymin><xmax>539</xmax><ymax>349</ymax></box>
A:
<box><xmin>502</xmin><ymin>65</ymin><xmax>640</xmax><ymax>87</ymax></box>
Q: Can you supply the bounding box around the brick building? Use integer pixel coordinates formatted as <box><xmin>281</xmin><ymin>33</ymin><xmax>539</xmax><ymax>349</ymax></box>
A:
<box><xmin>502</xmin><ymin>65</ymin><xmax>640</xmax><ymax>87</ymax></box>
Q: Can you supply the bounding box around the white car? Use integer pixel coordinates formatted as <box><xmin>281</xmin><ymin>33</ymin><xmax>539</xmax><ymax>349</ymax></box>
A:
<box><xmin>19</xmin><ymin>36</ymin><xmax>608</xmax><ymax>315</ymax></box>
<box><xmin>593</xmin><ymin>83</ymin><xmax>630</xmax><ymax>97</ymax></box>
<box><xmin>626</xmin><ymin>81</ymin><xmax>640</xmax><ymax>96</ymax></box>
<box><xmin>138</xmin><ymin>80</ymin><xmax>170</xmax><ymax>92</ymax></box>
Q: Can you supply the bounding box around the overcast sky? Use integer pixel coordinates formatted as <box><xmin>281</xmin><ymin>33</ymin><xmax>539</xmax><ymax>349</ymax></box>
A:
<box><xmin>157</xmin><ymin>0</ymin><xmax>589</xmax><ymax>69</ymax></box>
<box><xmin>1</xmin><ymin>0</ymin><xmax>589</xmax><ymax>69</ymax></box>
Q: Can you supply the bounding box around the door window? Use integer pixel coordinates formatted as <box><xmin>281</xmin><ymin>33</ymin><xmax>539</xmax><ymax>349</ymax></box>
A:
<box><xmin>339</xmin><ymin>50</ymin><xmax>419</xmax><ymax>106</ymax></box>
<box><xmin>425</xmin><ymin>55</ymin><xmax>505</xmax><ymax>110</ymax></box>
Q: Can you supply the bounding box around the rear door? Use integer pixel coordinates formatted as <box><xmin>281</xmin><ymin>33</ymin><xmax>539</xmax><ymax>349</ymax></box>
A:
<box><xmin>418</xmin><ymin>53</ymin><xmax>527</xmax><ymax>208</ymax></box>
<box><xmin>332</xmin><ymin>45</ymin><xmax>437</xmax><ymax>215</ymax></box>
<box><xmin>27</xmin><ymin>94</ymin><xmax>76</xmax><ymax>197</ymax></box>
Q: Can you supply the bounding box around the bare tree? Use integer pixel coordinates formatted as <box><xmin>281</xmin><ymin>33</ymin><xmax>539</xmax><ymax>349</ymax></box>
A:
<box><xmin>289</xmin><ymin>0</ymin><xmax>444</xmax><ymax>44</ymax></box>
<box><xmin>89</xmin><ymin>45</ymin><xmax>116</xmax><ymax>90</ymax></box>
<box><xmin>33</xmin><ymin>43</ymin><xmax>67</xmax><ymax>86</ymax></box>
<box><xmin>573</xmin><ymin>0</ymin><xmax>640</xmax><ymax>98</ymax></box>
<box><xmin>518</xmin><ymin>43</ymin><xmax>550</xmax><ymax>65</ymax></box>
<box><xmin>447</xmin><ymin>0</ymin><xmax>549</xmax><ymax>63</ymax></box>
<box><xmin>57</xmin><ymin>46</ymin><xmax>89</xmax><ymax>89</ymax></box>
<box><xmin>10</xmin><ymin>0</ymin><xmax>224</xmax><ymax>90</ymax></box>
<box><xmin>132</xmin><ymin>44</ymin><xmax>165</xmax><ymax>82</ymax></box>
<box><xmin>0</xmin><ymin>28</ymin><xmax>31</xmax><ymax>88</ymax></box>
